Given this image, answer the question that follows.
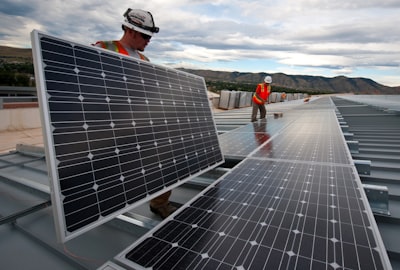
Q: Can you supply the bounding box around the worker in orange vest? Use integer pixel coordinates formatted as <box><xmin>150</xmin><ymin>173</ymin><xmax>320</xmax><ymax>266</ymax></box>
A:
<box><xmin>94</xmin><ymin>9</ymin><xmax>176</xmax><ymax>219</ymax></box>
<box><xmin>251</xmin><ymin>76</ymin><xmax>272</xmax><ymax>122</ymax></box>
<box><xmin>94</xmin><ymin>8</ymin><xmax>158</xmax><ymax>60</ymax></box>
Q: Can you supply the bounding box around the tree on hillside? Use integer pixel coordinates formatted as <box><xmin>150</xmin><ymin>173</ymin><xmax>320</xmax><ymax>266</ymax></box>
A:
<box><xmin>0</xmin><ymin>62</ymin><xmax>34</xmax><ymax>86</ymax></box>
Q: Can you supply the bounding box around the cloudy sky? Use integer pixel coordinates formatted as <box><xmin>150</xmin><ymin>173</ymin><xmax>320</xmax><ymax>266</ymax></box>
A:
<box><xmin>1</xmin><ymin>0</ymin><xmax>400</xmax><ymax>86</ymax></box>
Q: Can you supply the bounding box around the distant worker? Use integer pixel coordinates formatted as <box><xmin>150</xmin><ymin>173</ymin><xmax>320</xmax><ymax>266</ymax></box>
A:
<box><xmin>94</xmin><ymin>8</ymin><xmax>177</xmax><ymax>219</ymax></box>
<box><xmin>251</xmin><ymin>75</ymin><xmax>272</xmax><ymax>122</ymax></box>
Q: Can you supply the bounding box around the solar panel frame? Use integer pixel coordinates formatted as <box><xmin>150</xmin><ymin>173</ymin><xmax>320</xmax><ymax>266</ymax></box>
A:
<box><xmin>31</xmin><ymin>30</ymin><xmax>224</xmax><ymax>242</ymax></box>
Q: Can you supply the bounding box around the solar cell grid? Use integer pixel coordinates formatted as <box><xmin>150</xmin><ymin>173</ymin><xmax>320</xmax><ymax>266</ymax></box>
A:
<box><xmin>252</xmin><ymin>111</ymin><xmax>351</xmax><ymax>164</ymax></box>
<box><xmin>119</xmin><ymin>158</ymin><xmax>387</xmax><ymax>269</ymax></box>
<box><xmin>31</xmin><ymin>31</ymin><xmax>224</xmax><ymax>241</ymax></box>
<box><xmin>219</xmin><ymin>119</ymin><xmax>286</xmax><ymax>159</ymax></box>
<box><xmin>254</xmin><ymin>137</ymin><xmax>350</xmax><ymax>164</ymax></box>
<box><xmin>117</xmin><ymin>97</ymin><xmax>390</xmax><ymax>269</ymax></box>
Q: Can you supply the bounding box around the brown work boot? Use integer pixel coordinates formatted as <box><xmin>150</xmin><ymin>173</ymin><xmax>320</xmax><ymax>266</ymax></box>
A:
<box><xmin>150</xmin><ymin>203</ymin><xmax>177</xmax><ymax>219</ymax></box>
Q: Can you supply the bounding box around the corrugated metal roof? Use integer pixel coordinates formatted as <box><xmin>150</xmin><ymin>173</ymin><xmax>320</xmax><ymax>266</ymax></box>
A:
<box><xmin>1</xmin><ymin>95</ymin><xmax>399</xmax><ymax>269</ymax></box>
<box><xmin>332</xmin><ymin>96</ymin><xmax>400</xmax><ymax>269</ymax></box>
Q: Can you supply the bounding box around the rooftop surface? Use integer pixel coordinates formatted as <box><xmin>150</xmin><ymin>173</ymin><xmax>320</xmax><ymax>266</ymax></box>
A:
<box><xmin>1</xmin><ymin>95</ymin><xmax>399</xmax><ymax>269</ymax></box>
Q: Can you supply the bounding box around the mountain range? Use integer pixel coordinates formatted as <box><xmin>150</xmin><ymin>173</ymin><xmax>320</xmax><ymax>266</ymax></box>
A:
<box><xmin>1</xmin><ymin>45</ymin><xmax>399</xmax><ymax>94</ymax></box>
<box><xmin>179</xmin><ymin>69</ymin><xmax>400</xmax><ymax>95</ymax></box>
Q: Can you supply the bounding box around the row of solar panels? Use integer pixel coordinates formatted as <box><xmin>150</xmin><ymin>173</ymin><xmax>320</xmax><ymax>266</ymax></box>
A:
<box><xmin>112</xmin><ymin>97</ymin><xmax>391</xmax><ymax>269</ymax></box>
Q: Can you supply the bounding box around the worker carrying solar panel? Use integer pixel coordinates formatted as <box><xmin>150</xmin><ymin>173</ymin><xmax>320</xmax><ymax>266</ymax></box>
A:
<box><xmin>251</xmin><ymin>75</ymin><xmax>272</xmax><ymax>122</ymax></box>
<box><xmin>93</xmin><ymin>8</ymin><xmax>177</xmax><ymax>219</ymax></box>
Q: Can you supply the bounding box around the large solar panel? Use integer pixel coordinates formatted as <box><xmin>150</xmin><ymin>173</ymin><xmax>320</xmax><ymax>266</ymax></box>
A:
<box><xmin>31</xmin><ymin>30</ymin><xmax>224</xmax><ymax>242</ymax></box>
<box><xmin>116</xmin><ymin>97</ymin><xmax>391</xmax><ymax>269</ymax></box>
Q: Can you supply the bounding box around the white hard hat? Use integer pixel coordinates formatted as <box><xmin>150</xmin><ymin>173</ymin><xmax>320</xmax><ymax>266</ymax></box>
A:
<box><xmin>122</xmin><ymin>8</ymin><xmax>159</xmax><ymax>36</ymax></box>
<box><xmin>264</xmin><ymin>76</ymin><xmax>272</xmax><ymax>83</ymax></box>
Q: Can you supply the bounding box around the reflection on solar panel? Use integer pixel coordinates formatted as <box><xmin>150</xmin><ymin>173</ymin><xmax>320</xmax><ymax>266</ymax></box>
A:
<box><xmin>31</xmin><ymin>30</ymin><xmax>224</xmax><ymax>242</ymax></box>
<box><xmin>253</xmin><ymin>111</ymin><xmax>352</xmax><ymax>164</ymax></box>
<box><xmin>116</xmin><ymin>97</ymin><xmax>391</xmax><ymax>269</ymax></box>
<box><xmin>219</xmin><ymin>119</ymin><xmax>286</xmax><ymax>159</ymax></box>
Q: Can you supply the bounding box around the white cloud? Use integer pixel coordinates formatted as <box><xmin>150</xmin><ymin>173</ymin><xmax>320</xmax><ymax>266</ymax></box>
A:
<box><xmin>0</xmin><ymin>0</ymin><xmax>399</xmax><ymax>86</ymax></box>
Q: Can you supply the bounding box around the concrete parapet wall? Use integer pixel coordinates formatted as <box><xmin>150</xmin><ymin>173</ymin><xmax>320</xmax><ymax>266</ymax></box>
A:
<box><xmin>0</xmin><ymin>108</ymin><xmax>41</xmax><ymax>131</ymax></box>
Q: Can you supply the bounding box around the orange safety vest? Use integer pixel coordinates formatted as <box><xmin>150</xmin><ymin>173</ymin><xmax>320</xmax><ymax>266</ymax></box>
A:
<box><xmin>94</xmin><ymin>40</ymin><xmax>149</xmax><ymax>61</ymax></box>
<box><xmin>253</xmin><ymin>83</ymin><xmax>270</xmax><ymax>105</ymax></box>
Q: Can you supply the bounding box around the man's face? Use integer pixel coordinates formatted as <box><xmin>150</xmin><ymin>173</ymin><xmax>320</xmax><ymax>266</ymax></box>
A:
<box><xmin>127</xmin><ymin>29</ymin><xmax>151</xmax><ymax>51</ymax></box>
<box><xmin>135</xmin><ymin>31</ymin><xmax>151</xmax><ymax>51</ymax></box>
